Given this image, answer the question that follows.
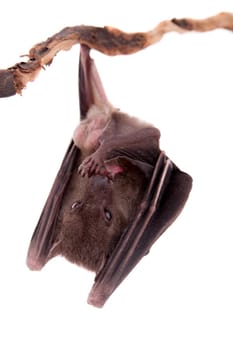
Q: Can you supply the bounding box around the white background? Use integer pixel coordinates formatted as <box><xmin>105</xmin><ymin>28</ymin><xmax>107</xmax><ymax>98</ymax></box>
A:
<box><xmin>0</xmin><ymin>1</ymin><xmax>232</xmax><ymax>349</ymax></box>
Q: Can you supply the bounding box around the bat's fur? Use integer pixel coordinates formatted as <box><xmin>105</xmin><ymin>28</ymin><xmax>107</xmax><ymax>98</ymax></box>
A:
<box><xmin>53</xmin><ymin>160</ymin><xmax>149</xmax><ymax>271</ymax></box>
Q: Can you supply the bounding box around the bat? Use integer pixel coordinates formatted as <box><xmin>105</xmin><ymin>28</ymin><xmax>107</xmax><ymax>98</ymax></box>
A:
<box><xmin>26</xmin><ymin>44</ymin><xmax>192</xmax><ymax>307</ymax></box>
<box><xmin>0</xmin><ymin>11</ymin><xmax>231</xmax><ymax>309</ymax></box>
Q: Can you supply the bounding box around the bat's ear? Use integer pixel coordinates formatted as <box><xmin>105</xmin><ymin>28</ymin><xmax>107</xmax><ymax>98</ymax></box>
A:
<box><xmin>105</xmin><ymin>156</ymin><xmax>154</xmax><ymax>180</ymax></box>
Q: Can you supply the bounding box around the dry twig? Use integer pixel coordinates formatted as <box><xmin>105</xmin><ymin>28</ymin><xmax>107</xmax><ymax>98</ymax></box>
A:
<box><xmin>0</xmin><ymin>12</ymin><xmax>232</xmax><ymax>97</ymax></box>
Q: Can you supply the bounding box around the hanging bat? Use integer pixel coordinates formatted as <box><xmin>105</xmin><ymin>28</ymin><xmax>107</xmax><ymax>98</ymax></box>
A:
<box><xmin>0</xmin><ymin>11</ymin><xmax>231</xmax><ymax>308</ymax></box>
<box><xmin>26</xmin><ymin>44</ymin><xmax>192</xmax><ymax>307</ymax></box>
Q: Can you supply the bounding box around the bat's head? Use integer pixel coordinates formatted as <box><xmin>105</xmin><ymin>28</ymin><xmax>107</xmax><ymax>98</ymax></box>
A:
<box><xmin>27</xmin><ymin>165</ymin><xmax>148</xmax><ymax>273</ymax></box>
<box><xmin>53</xmin><ymin>174</ymin><xmax>133</xmax><ymax>271</ymax></box>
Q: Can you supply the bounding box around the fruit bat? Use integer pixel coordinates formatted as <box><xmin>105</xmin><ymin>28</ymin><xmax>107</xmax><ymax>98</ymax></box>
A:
<box><xmin>26</xmin><ymin>44</ymin><xmax>192</xmax><ymax>307</ymax></box>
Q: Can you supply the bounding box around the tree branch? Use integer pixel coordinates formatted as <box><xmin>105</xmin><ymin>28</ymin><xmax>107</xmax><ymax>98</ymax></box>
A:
<box><xmin>0</xmin><ymin>12</ymin><xmax>232</xmax><ymax>98</ymax></box>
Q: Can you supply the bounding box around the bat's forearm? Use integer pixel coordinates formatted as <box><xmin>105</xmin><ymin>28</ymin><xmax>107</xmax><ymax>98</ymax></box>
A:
<box><xmin>100</xmin><ymin>127</ymin><xmax>160</xmax><ymax>163</ymax></box>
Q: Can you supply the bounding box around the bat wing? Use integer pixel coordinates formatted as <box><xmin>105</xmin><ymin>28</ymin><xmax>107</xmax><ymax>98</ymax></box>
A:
<box><xmin>26</xmin><ymin>45</ymin><xmax>102</xmax><ymax>269</ymax></box>
<box><xmin>26</xmin><ymin>141</ymin><xmax>80</xmax><ymax>270</ymax></box>
<box><xmin>88</xmin><ymin>152</ymin><xmax>192</xmax><ymax>307</ymax></box>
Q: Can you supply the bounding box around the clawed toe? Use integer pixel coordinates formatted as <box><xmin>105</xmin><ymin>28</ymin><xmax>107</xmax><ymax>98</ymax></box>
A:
<box><xmin>78</xmin><ymin>156</ymin><xmax>100</xmax><ymax>177</ymax></box>
<box><xmin>78</xmin><ymin>164</ymin><xmax>87</xmax><ymax>177</ymax></box>
<box><xmin>78</xmin><ymin>154</ymin><xmax>108</xmax><ymax>178</ymax></box>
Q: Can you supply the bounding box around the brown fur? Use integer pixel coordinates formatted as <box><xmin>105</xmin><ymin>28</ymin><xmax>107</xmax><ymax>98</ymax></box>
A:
<box><xmin>53</xmin><ymin>163</ymin><xmax>149</xmax><ymax>272</ymax></box>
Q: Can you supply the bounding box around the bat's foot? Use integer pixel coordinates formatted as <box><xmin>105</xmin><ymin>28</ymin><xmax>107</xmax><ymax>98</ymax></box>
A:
<box><xmin>78</xmin><ymin>154</ymin><xmax>124</xmax><ymax>179</ymax></box>
<box><xmin>78</xmin><ymin>154</ymin><xmax>109</xmax><ymax>178</ymax></box>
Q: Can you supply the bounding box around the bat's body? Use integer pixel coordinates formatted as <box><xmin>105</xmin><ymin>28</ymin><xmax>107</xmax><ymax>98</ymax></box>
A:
<box><xmin>58</xmin><ymin>108</ymin><xmax>160</xmax><ymax>272</ymax></box>
<box><xmin>26</xmin><ymin>45</ymin><xmax>192</xmax><ymax>307</ymax></box>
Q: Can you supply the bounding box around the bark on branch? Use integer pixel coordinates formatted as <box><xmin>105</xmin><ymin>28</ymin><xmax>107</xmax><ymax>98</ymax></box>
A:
<box><xmin>0</xmin><ymin>12</ymin><xmax>232</xmax><ymax>98</ymax></box>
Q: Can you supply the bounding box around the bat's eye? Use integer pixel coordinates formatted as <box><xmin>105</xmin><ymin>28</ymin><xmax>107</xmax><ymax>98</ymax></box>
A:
<box><xmin>104</xmin><ymin>208</ymin><xmax>112</xmax><ymax>222</ymax></box>
<box><xmin>71</xmin><ymin>200</ymin><xmax>83</xmax><ymax>210</ymax></box>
